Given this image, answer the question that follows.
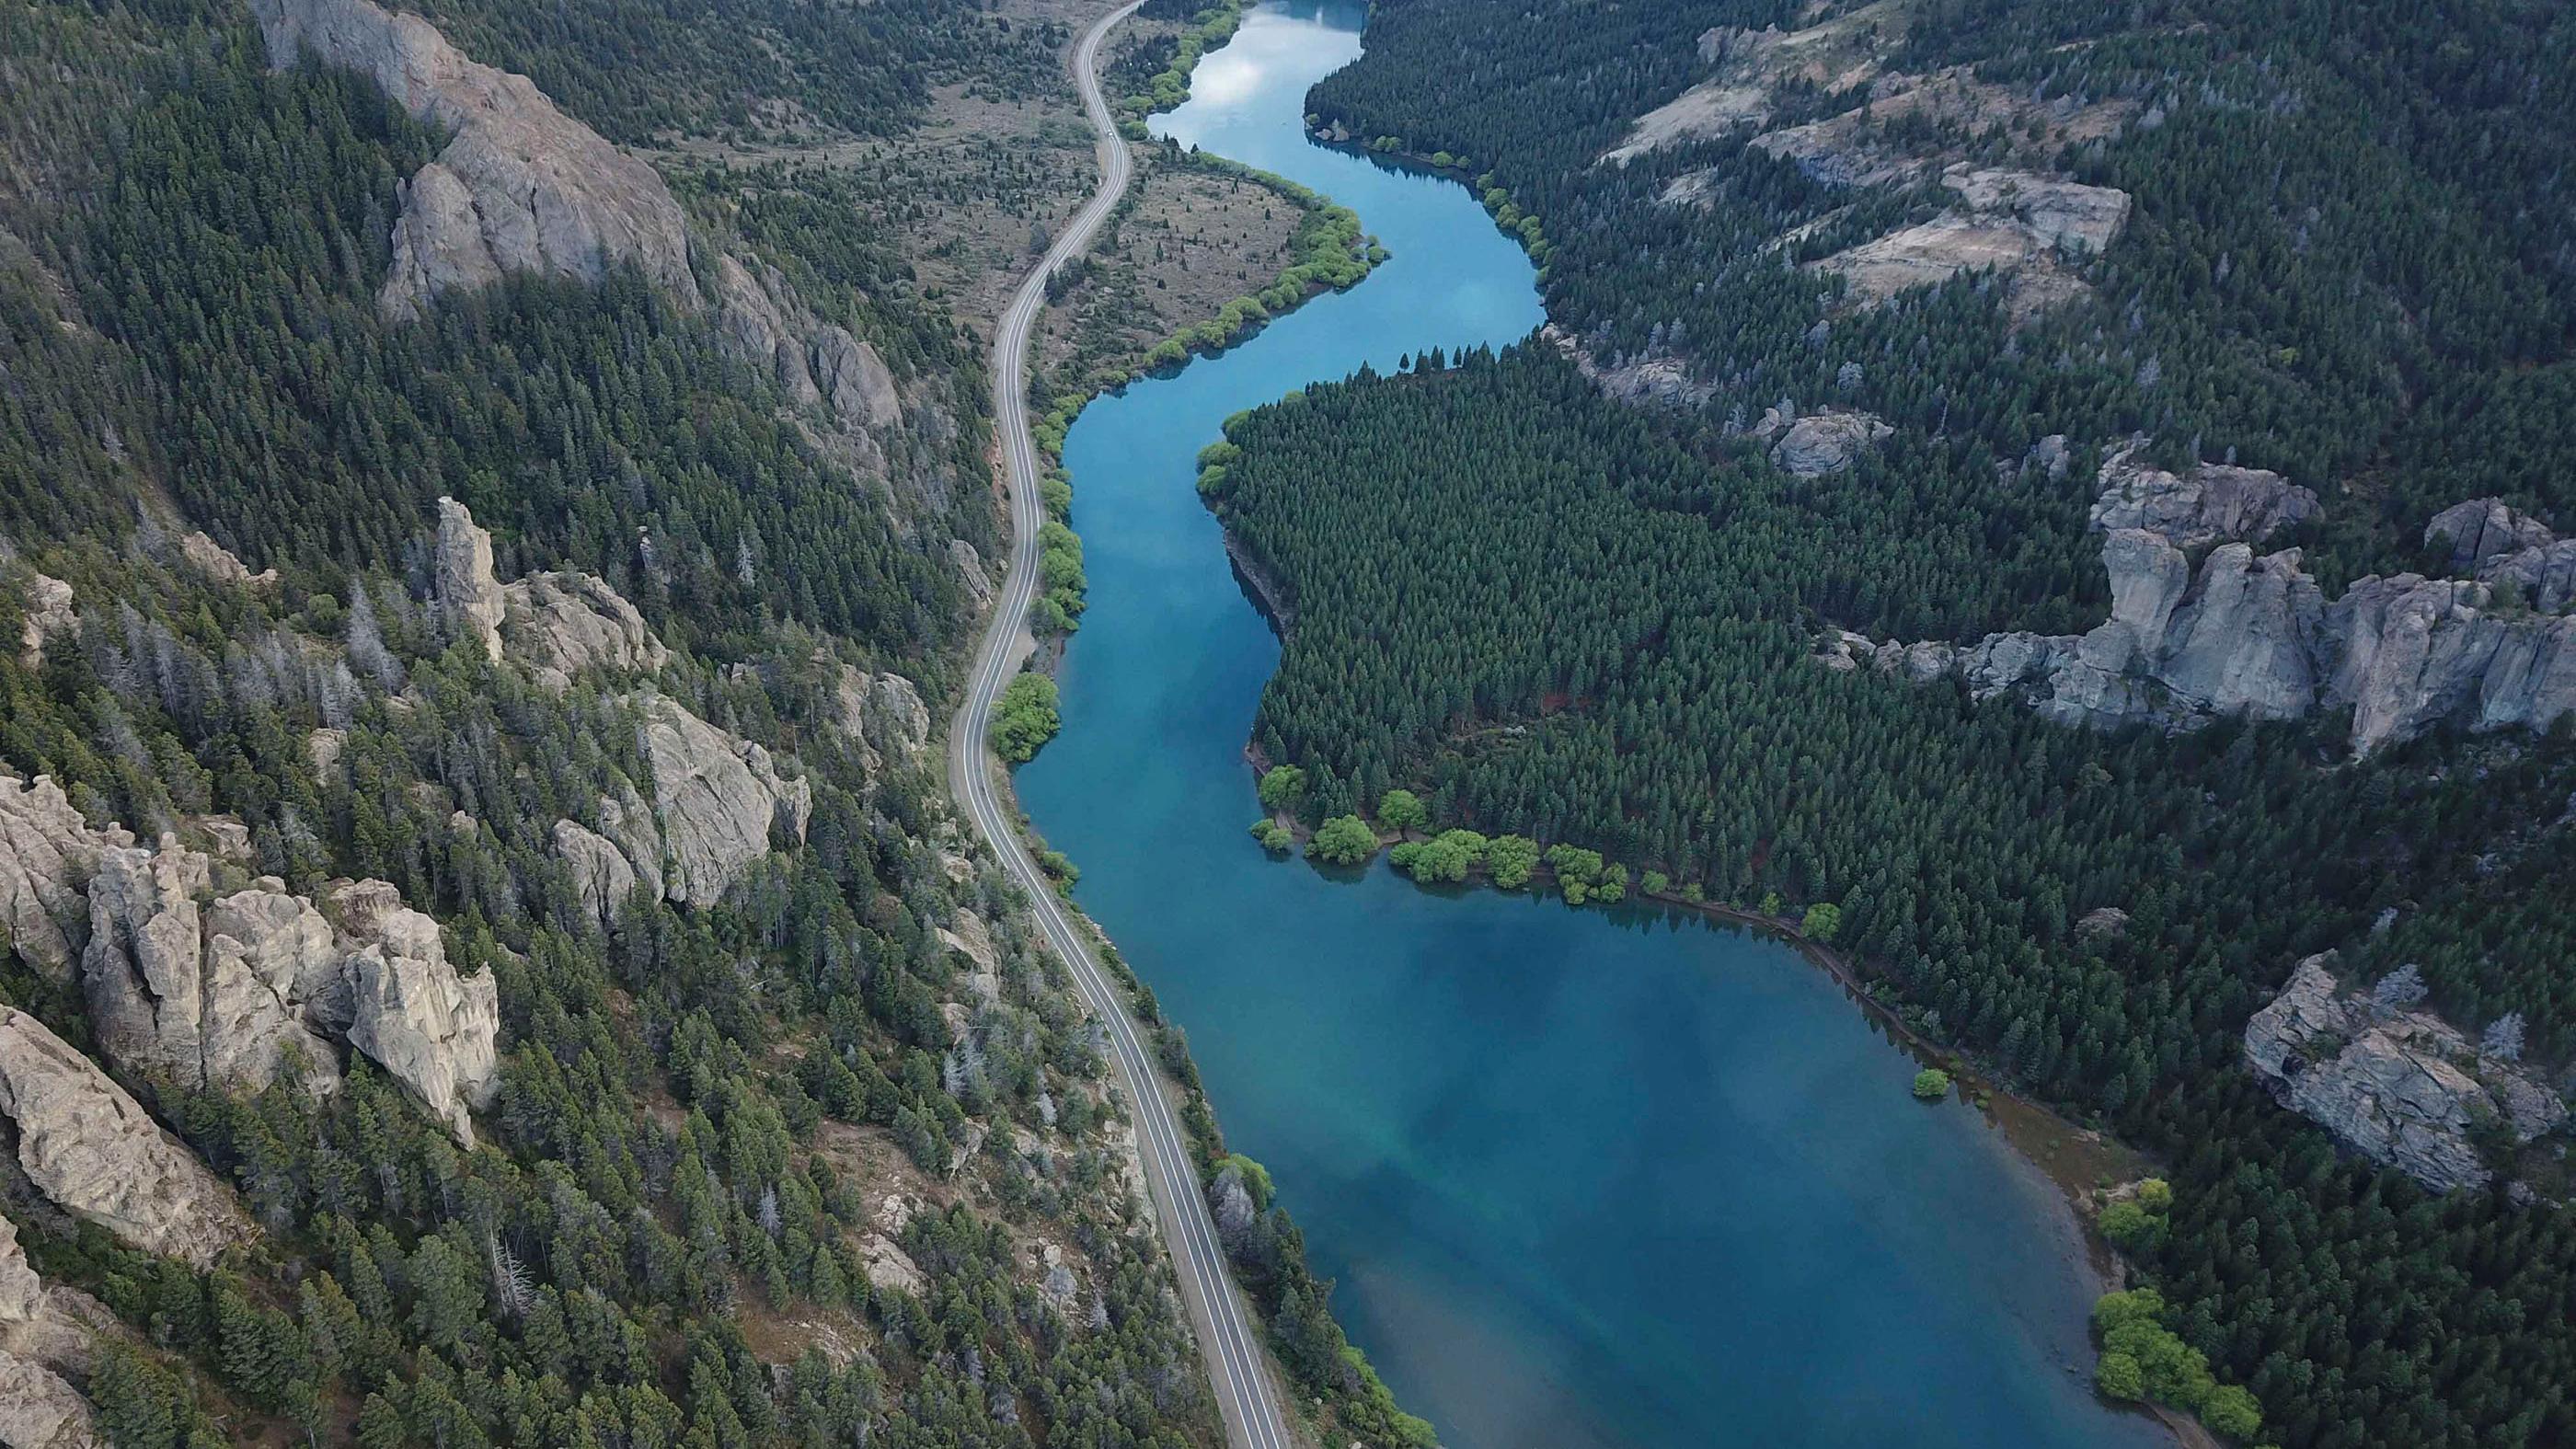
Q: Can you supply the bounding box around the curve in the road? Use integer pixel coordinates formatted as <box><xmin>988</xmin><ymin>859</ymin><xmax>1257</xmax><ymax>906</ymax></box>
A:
<box><xmin>947</xmin><ymin>10</ymin><xmax>1294</xmax><ymax>1449</ymax></box>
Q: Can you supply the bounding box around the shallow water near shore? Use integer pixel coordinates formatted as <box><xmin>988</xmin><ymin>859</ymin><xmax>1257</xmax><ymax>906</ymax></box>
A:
<box><xmin>1014</xmin><ymin>5</ymin><xmax>2170</xmax><ymax>1445</ymax></box>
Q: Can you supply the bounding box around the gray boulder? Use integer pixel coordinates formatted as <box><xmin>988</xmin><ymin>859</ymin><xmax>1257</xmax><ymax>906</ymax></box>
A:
<box><xmin>552</xmin><ymin>818</ymin><xmax>638</xmax><ymax>931</ymax></box>
<box><xmin>2088</xmin><ymin>439</ymin><xmax>2319</xmax><ymax>547</ymax></box>
<box><xmin>0</xmin><ymin>1006</ymin><xmax>256</xmax><ymax>1267</ymax></box>
<box><xmin>502</xmin><ymin>568</ymin><xmax>671</xmax><ymax>686</ymax></box>
<box><xmin>637</xmin><ymin>695</ymin><xmax>811</xmax><ymax>904</ymax></box>
<box><xmin>328</xmin><ymin>880</ymin><xmax>501</xmax><ymax>1146</ymax></box>
<box><xmin>1769</xmin><ymin>409</ymin><xmax>1892</xmax><ymax>477</ymax></box>
<box><xmin>2244</xmin><ymin>954</ymin><xmax>2566</xmax><ymax>1192</ymax></box>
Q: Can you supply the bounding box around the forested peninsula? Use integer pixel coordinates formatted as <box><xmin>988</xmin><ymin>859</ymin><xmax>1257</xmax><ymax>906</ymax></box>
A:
<box><xmin>1202</xmin><ymin>1</ymin><xmax>2576</xmax><ymax>1444</ymax></box>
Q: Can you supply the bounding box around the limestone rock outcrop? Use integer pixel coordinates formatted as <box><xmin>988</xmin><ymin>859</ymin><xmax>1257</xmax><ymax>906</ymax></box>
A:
<box><xmin>638</xmin><ymin>696</ymin><xmax>811</xmax><ymax>904</ymax></box>
<box><xmin>328</xmin><ymin>880</ymin><xmax>501</xmax><ymax>1144</ymax></box>
<box><xmin>1</xmin><ymin>1213</ymin><xmax>109</xmax><ymax>1449</ymax></box>
<box><xmin>248</xmin><ymin>0</ymin><xmax>699</xmax><ymax>318</ymax></box>
<box><xmin>0</xmin><ymin>1006</ymin><xmax>256</xmax><ymax>1266</ymax></box>
<box><xmin>15</xmin><ymin>572</ymin><xmax>75</xmax><ymax>669</ymax></box>
<box><xmin>0</xmin><ymin>776</ymin><xmax>124</xmax><ymax>982</ymax></box>
<box><xmin>2245</xmin><ymin>955</ymin><xmax>2566</xmax><ymax>1192</ymax></box>
<box><xmin>2087</xmin><ymin>442</ymin><xmax>2318</xmax><ymax>547</ymax></box>
<box><xmin>1768</xmin><ymin>409</ymin><xmax>1892</xmax><ymax>477</ymax></box>
<box><xmin>1807</xmin><ymin>167</ymin><xmax>2131</xmax><ymax>316</ymax></box>
<box><xmin>433</xmin><ymin>497</ymin><xmax>506</xmax><ymax>661</ymax></box>
<box><xmin>502</xmin><ymin>569</ymin><xmax>671</xmax><ymax>684</ymax></box>
<box><xmin>552</xmin><ymin>818</ymin><xmax>638</xmax><ymax>930</ymax></box>
<box><xmin>83</xmin><ymin>838</ymin><xmax>343</xmax><ymax>1096</ymax></box>
<box><xmin>178</xmin><ymin>531</ymin><xmax>276</xmax><ymax>589</ymax></box>
<box><xmin>1828</xmin><ymin>443</ymin><xmax>2576</xmax><ymax>753</ymax></box>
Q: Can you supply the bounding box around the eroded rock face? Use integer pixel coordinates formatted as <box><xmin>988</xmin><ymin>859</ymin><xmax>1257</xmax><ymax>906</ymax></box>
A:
<box><xmin>1806</xmin><ymin>166</ymin><xmax>2131</xmax><ymax>316</ymax></box>
<box><xmin>249</xmin><ymin>0</ymin><xmax>921</xmax><ymax>465</ymax></box>
<box><xmin>2244</xmin><ymin>955</ymin><xmax>2567</xmax><ymax>1192</ymax></box>
<box><xmin>813</xmin><ymin>327</ymin><xmax>902</xmax><ymax>431</ymax></box>
<box><xmin>2</xmin><ymin>1213</ymin><xmax>112</xmax><ymax>1432</ymax></box>
<box><xmin>0</xmin><ymin>1006</ymin><xmax>256</xmax><ymax>1267</ymax></box>
<box><xmin>178</xmin><ymin>531</ymin><xmax>276</xmax><ymax>589</ymax></box>
<box><xmin>16</xmin><ymin>573</ymin><xmax>75</xmax><ymax>669</ymax></box>
<box><xmin>714</xmin><ymin>255</ymin><xmax>823</xmax><ymax>411</ymax></box>
<box><xmin>2088</xmin><ymin>441</ymin><xmax>2319</xmax><ymax>547</ymax></box>
<box><xmin>329</xmin><ymin>880</ymin><xmax>500</xmax><ymax>1144</ymax></box>
<box><xmin>2425</xmin><ymin>497</ymin><xmax>2576</xmax><ymax>613</ymax></box>
<box><xmin>1835</xmin><ymin>444</ymin><xmax>2576</xmax><ymax>753</ymax></box>
<box><xmin>832</xmin><ymin>667</ymin><xmax>932</xmax><ymax>776</ymax></box>
<box><xmin>1768</xmin><ymin>409</ymin><xmax>1892</xmax><ymax>477</ymax></box>
<box><xmin>0</xmin><ymin>1346</ymin><xmax>98</xmax><ymax>1449</ymax></box>
<box><xmin>552</xmin><ymin>818</ymin><xmax>638</xmax><ymax>930</ymax></box>
<box><xmin>2426</xmin><ymin>498</ymin><xmax>2555</xmax><ymax>576</ymax></box>
<box><xmin>637</xmin><ymin>696</ymin><xmax>811</xmax><ymax>904</ymax></box>
<box><xmin>434</xmin><ymin>497</ymin><xmax>505</xmax><ymax>661</ymax></box>
<box><xmin>249</xmin><ymin>0</ymin><xmax>700</xmax><ymax>318</ymax></box>
<box><xmin>0</xmin><ymin>776</ymin><xmax>122</xmax><ymax>982</ymax></box>
<box><xmin>503</xmin><ymin>569</ymin><xmax>671</xmax><ymax>685</ymax></box>
<box><xmin>948</xmin><ymin>538</ymin><xmax>993</xmax><ymax>607</ymax></box>
<box><xmin>83</xmin><ymin>840</ymin><xmax>345</xmax><ymax>1096</ymax></box>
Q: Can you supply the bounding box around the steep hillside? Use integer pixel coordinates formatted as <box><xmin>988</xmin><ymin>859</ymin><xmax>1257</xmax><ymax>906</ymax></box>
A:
<box><xmin>0</xmin><ymin>0</ymin><xmax>1257</xmax><ymax>1443</ymax></box>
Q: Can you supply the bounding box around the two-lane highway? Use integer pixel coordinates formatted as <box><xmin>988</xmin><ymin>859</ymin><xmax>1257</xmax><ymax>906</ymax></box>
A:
<box><xmin>947</xmin><ymin>9</ymin><xmax>1296</xmax><ymax>1449</ymax></box>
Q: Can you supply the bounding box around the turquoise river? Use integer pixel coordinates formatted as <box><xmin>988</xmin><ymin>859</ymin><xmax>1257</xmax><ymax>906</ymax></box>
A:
<box><xmin>1015</xmin><ymin>5</ymin><xmax>2172</xmax><ymax>1446</ymax></box>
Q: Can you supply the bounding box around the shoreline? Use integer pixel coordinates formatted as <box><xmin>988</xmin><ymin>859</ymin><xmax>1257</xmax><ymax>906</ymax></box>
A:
<box><xmin>1209</xmin><ymin>499</ymin><xmax>2155</xmax><ymax>1271</ymax></box>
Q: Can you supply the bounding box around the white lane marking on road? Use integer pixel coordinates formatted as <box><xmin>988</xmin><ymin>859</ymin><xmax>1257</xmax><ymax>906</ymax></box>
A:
<box><xmin>949</xmin><ymin>10</ymin><xmax>1294</xmax><ymax>1449</ymax></box>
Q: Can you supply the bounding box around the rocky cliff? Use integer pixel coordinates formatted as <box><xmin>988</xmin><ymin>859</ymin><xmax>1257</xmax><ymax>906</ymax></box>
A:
<box><xmin>1</xmin><ymin>770</ymin><xmax>503</xmax><ymax>1144</ymax></box>
<box><xmin>329</xmin><ymin>880</ymin><xmax>501</xmax><ymax>1144</ymax></box>
<box><xmin>2244</xmin><ymin>955</ymin><xmax>2566</xmax><ymax>1192</ymax></box>
<box><xmin>248</xmin><ymin>0</ymin><xmax>698</xmax><ymax>316</ymax></box>
<box><xmin>0</xmin><ymin>1006</ymin><xmax>256</xmax><ymax>1267</ymax></box>
<box><xmin>248</xmin><ymin>0</ymin><xmax>916</xmax><ymax>436</ymax></box>
<box><xmin>0</xmin><ymin>1213</ymin><xmax>112</xmax><ymax>1449</ymax></box>
<box><xmin>1611</xmin><ymin>11</ymin><xmax>2135</xmax><ymax>322</ymax></box>
<box><xmin>1822</xmin><ymin>440</ymin><xmax>2576</xmax><ymax>753</ymax></box>
<box><xmin>637</xmin><ymin>695</ymin><xmax>812</xmax><ymax>905</ymax></box>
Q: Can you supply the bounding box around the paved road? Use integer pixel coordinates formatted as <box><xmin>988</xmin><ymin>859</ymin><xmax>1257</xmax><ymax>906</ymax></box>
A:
<box><xmin>946</xmin><ymin>10</ymin><xmax>1294</xmax><ymax>1449</ymax></box>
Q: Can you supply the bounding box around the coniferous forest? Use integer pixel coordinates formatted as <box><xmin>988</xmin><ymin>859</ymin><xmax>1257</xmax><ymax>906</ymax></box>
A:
<box><xmin>0</xmin><ymin>0</ymin><xmax>1368</xmax><ymax>1445</ymax></box>
<box><xmin>1197</xmin><ymin>0</ymin><xmax>2576</xmax><ymax>1444</ymax></box>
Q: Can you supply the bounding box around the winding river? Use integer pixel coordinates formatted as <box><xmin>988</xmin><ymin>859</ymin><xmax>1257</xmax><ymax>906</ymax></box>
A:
<box><xmin>1017</xmin><ymin>6</ymin><xmax>2171</xmax><ymax>1446</ymax></box>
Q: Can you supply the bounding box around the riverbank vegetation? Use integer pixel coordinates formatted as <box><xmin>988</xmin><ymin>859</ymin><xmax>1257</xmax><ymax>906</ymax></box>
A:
<box><xmin>1111</xmin><ymin>0</ymin><xmax>1250</xmax><ymax>137</ymax></box>
<box><xmin>993</xmin><ymin>672</ymin><xmax>1065</xmax><ymax>762</ymax></box>
<box><xmin>1197</xmin><ymin>0</ymin><xmax>2576</xmax><ymax>1440</ymax></box>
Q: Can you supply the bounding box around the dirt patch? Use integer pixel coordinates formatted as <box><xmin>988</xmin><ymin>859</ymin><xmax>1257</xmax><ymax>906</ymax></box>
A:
<box><xmin>1037</xmin><ymin>153</ymin><xmax>1305</xmax><ymax>386</ymax></box>
<box><xmin>650</xmin><ymin>0</ymin><xmax>1135</xmax><ymax>332</ymax></box>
